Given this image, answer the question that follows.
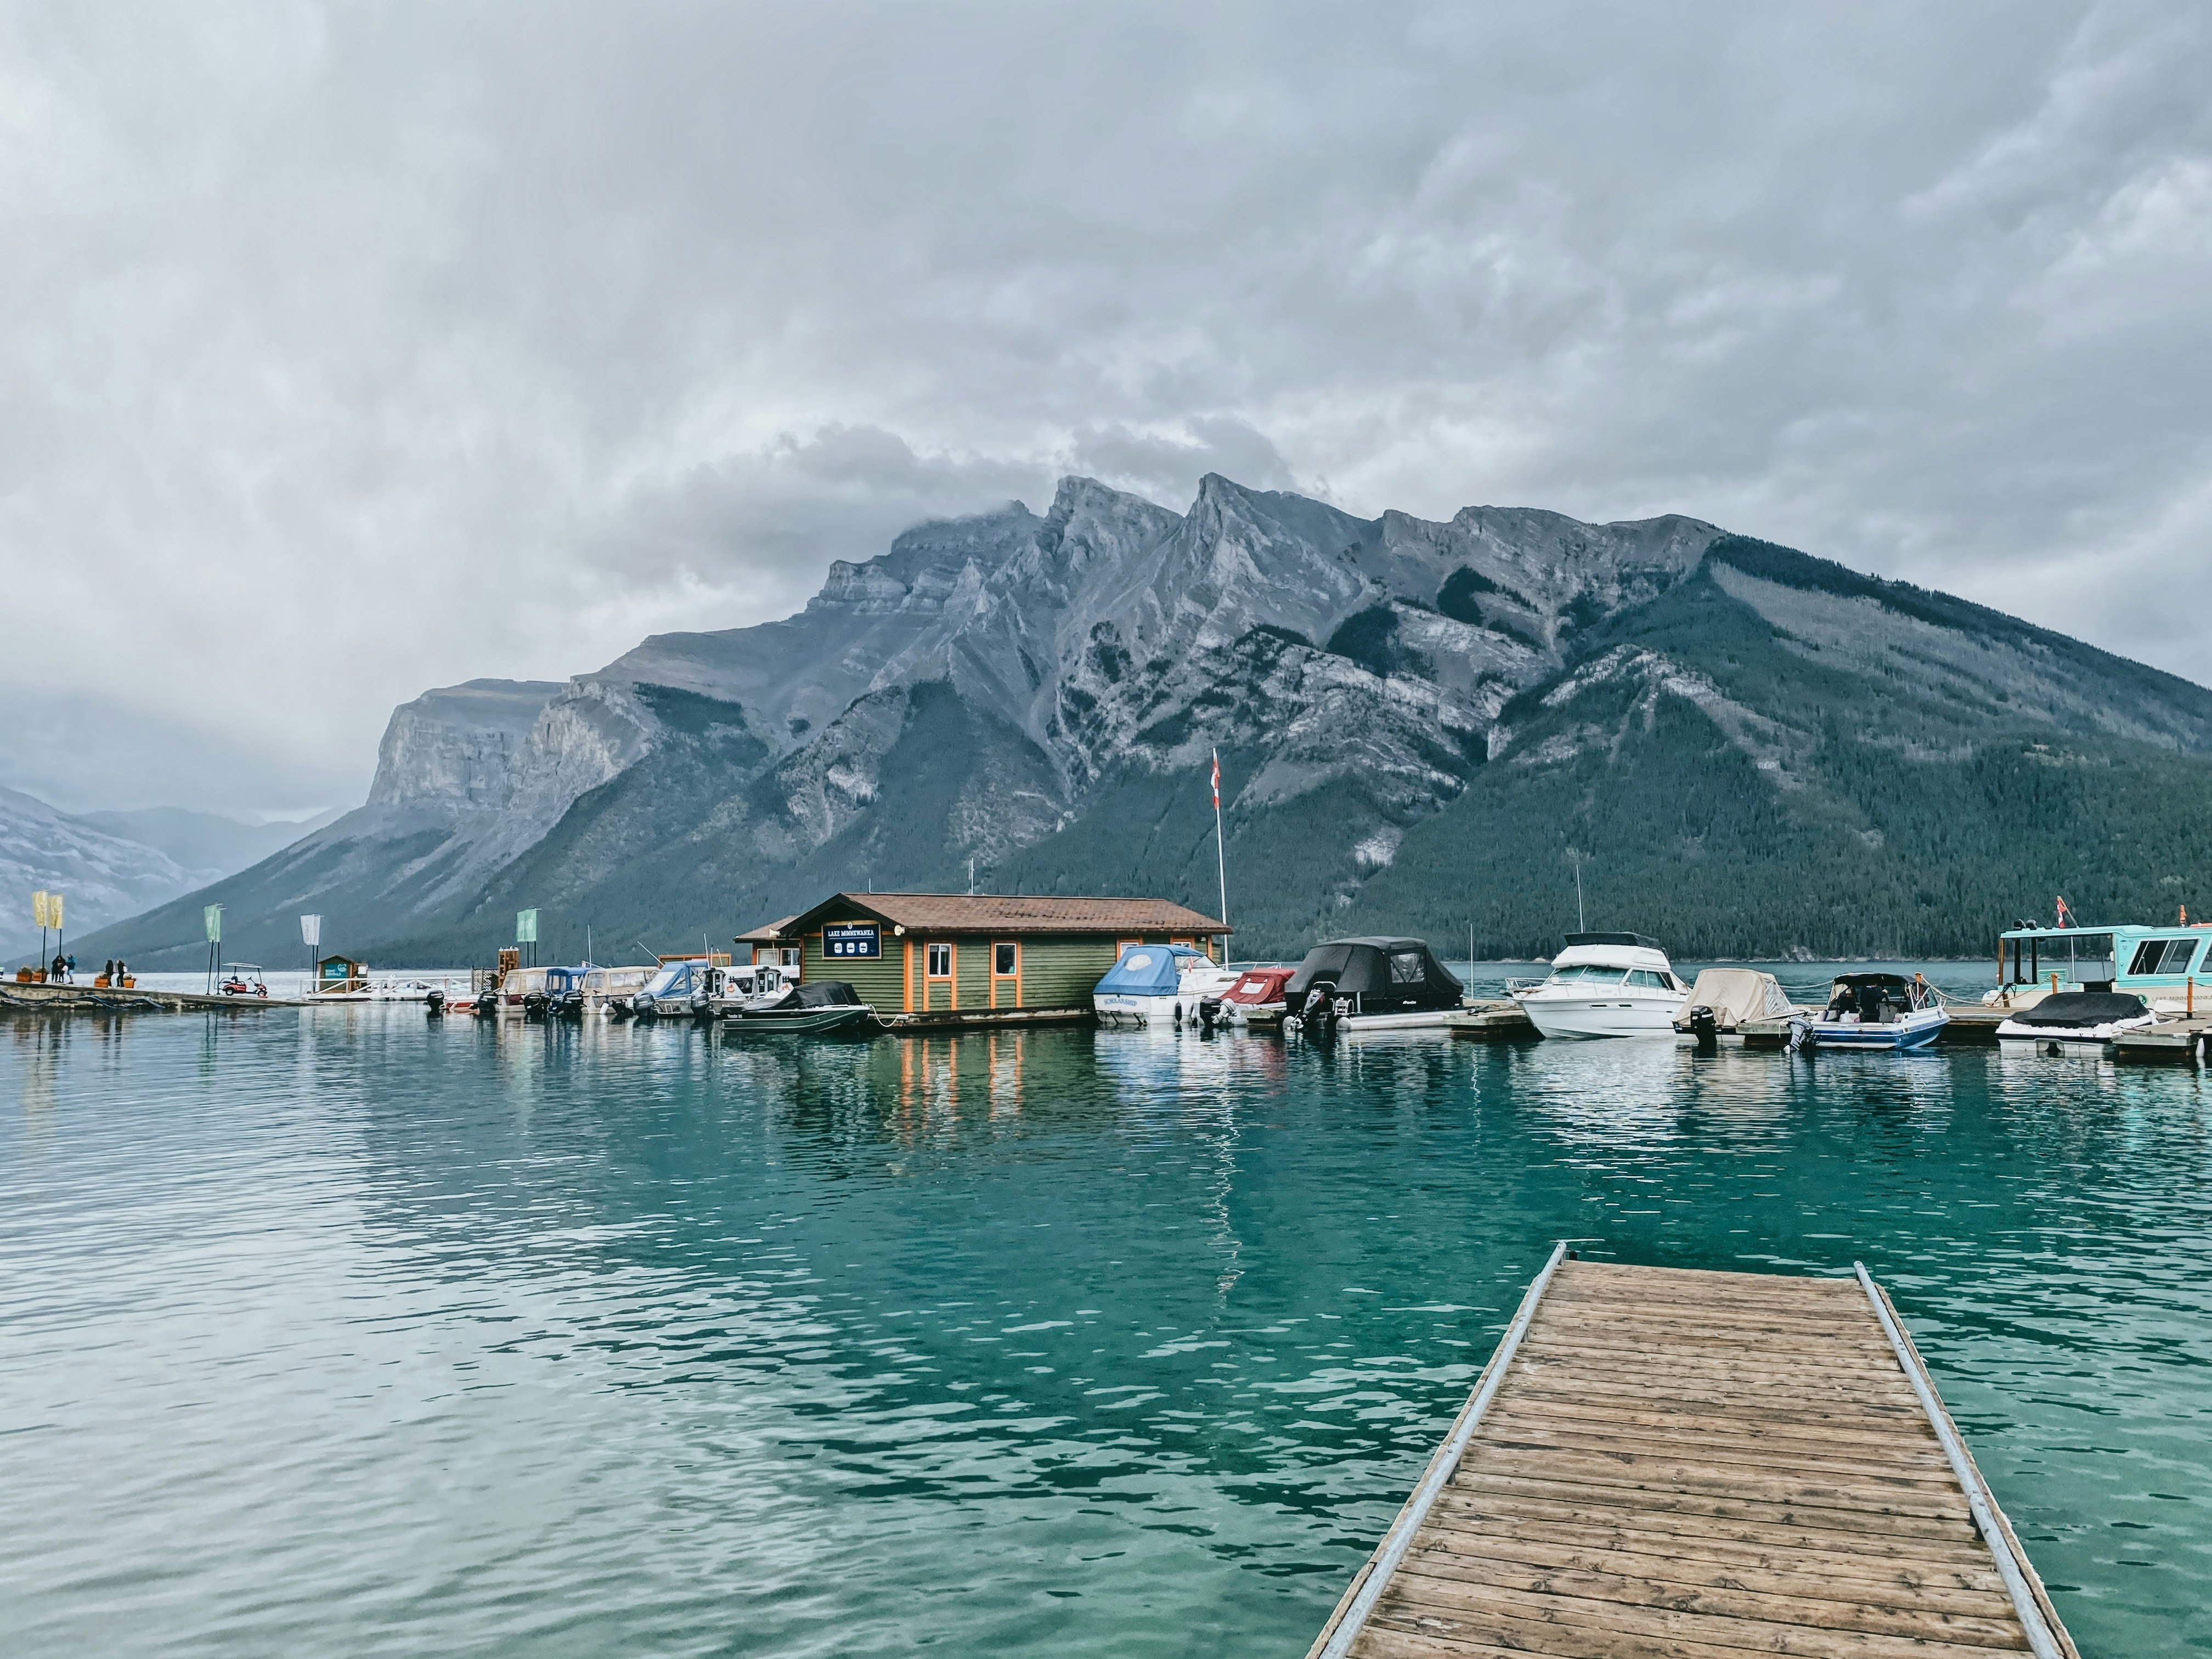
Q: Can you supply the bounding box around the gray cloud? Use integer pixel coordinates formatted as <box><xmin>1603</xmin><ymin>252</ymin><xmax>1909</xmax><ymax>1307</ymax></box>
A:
<box><xmin>3</xmin><ymin>0</ymin><xmax>2210</xmax><ymax>811</ymax></box>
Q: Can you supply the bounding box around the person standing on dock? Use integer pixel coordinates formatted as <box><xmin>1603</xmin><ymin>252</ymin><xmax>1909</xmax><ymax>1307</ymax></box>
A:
<box><xmin>51</xmin><ymin>951</ymin><xmax>68</xmax><ymax>984</ymax></box>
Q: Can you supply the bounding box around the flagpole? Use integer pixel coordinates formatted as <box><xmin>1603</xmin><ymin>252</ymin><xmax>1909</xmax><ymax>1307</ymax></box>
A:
<box><xmin>1211</xmin><ymin>748</ymin><xmax>1229</xmax><ymax>963</ymax></box>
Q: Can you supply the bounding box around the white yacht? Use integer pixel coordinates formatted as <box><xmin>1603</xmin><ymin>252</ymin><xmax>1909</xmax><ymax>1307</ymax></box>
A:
<box><xmin>1511</xmin><ymin>932</ymin><xmax>1688</xmax><ymax>1039</ymax></box>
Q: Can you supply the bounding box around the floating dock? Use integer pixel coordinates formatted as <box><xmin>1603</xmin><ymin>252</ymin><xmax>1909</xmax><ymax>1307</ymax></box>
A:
<box><xmin>1452</xmin><ymin>1000</ymin><xmax>1539</xmax><ymax>1041</ymax></box>
<box><xmin>1307</xmin><ymin>1250</ymin><xmax>2075</xmax><ymax>1659</ymax></box>
<box><xmin>0</xmin><ymin>981</ymin><xmax>302</xmax><ymax>1014</ymax></box>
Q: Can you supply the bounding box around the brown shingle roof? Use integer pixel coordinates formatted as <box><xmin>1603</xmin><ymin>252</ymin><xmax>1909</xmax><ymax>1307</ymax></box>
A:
<box><xmin>733</xmin><ymin>915</ymin><xmax>799</xmax><ymax>944</ymax></box>
<box><xmin>761</xmin><ymin>892</ymin><xmax>1229</xmax><ymax>939</ymax></box>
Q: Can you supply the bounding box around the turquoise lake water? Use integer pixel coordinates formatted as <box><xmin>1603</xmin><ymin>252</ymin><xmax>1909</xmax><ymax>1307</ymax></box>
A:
<box><xmin>4</xmin><ymin>991</ymin><xmax>2209</xmax><ymax>1656</ymax></box>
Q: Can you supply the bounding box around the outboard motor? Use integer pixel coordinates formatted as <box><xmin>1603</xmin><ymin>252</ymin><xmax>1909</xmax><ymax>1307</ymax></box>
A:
<box><xmin>1687</xmin><ymin>1005</ymin><xmax>1717</xmax><ymax>1054</ymax></box>
<box><xmin>1295</xmin><ymin>985</ymin><xmax>1339</xmax><ymax>1043</ymax></box>
<box><xmin>472</xmin><ymin>989</ymin><xmax>497</xmax><ymax>1019</ymax></box>
<box><xmin>1785</xmin><ymin>1013</ymin><xmax>1816</xmax><ymax>1056</ymax></box>
<box><xmin>1197</xmin><ymin>997</ymin><xmax>1222</xmax><ymax>1032</ymax></box>
<box><xmin>425</xmin><ymin>989</ymin><xmax>445</xmax><ymax>1018</ymax></box>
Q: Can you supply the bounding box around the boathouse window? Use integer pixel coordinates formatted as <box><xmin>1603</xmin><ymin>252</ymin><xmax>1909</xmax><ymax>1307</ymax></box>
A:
<box><xmin>2128</xmin><ymin>938</ymin><xmax>2201</xmax><ymax>975</ymax></box>
<box><xmin>992</xmin><ymin>942</ymin><xmax>1017</xmax><ymax>976</ymax></box>
<box><xmin>1389</xmin><ymin>950</ymin><xmax>1425</xmax><ymax>985</ymax></box>
<box><xmin>927</xmin><ymin>943</ymin><xmax>952</xmax><ymax>978</ymax></box>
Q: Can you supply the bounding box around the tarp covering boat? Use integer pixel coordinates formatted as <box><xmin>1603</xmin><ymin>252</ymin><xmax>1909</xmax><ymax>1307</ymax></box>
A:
<box><xmin>1997</xmin><ymin>991</ymin><xmax>2149</xmax><ymax>1030</ymax></box>
<box><xmin>1223</xmin><ymin>968</ymin><xmax>1293</xmax><ymax>1006</ymax></box>
<box><xmin>1093</xmin><ymin>944</ymin><xmax>1210</xmax><ymax>997</ymax></box>
<box><xmin>1673</xmin><ymin>968</ymin><xmax>1792</xmax><ymax>1030</ymax></box>
<box><xmin>749</xmin><ymin>978</ymin><xmax>864</xmax><ymax>1010</ymax></box>
<box><xmin>1282</xmin><ymin>938</ymin><xmax>1464</xmax><ymax>1013</ymax></box>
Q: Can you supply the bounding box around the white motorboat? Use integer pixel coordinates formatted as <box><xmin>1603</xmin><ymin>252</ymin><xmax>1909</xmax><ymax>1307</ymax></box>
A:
<box><xmin>1093</xmin><ymin>944</ymin><xmax>1239</xmax><ymax>1027</ymax></box>
<box><xmin>1995</xmin><ymin>990</ymin><xmax>2157</xmax><ymax>1054</ymax></box>
<box><xmin>1792</xmin><ymin>973</ymin><xmax>1949</xmax><ymax>1051</ymax></box>
<box><xmin>1511</xmin><ymin>933</ymin><xmax>1687</xmax><ymax>1039</ymax></box>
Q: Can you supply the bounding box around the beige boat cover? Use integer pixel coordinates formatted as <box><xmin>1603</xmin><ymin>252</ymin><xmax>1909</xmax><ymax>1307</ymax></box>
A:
<box><xmin>1673</xmin><ymin>968</ymin><xmax>1794</xmax><ymax>1029</ymax></box>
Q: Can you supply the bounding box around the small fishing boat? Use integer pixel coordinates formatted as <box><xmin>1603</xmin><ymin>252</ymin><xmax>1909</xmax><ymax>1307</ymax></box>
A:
<box><xmin>1511</xmin><ymin>933</ymin><xmax>1686</xmax><ymax>1039</ymax></box>
<box><xmin>571</xmin><ymin>969</ymin><xmax>654</xmax><ymax>1022</ymax></box>
<box><xmin>1093</xmin><ymin>944</ymin><xmax>1238</xmax><ymax>1027</ymax></box>
<box><xmin>1672</xmin><ymin>967</ymin><xmax>1795</xmax><ymax>1043</ymax></box>
<box><xmin>1279</xmin><ymin>938</ymin><xmax>1466</xmax><ymax>1037</ymax></box>
<box><xmin>716</xmin><ymin>977</ymin><xmax>877</xmax><ymax>1036</ymax></box>
<box><xmin>703</xmin><ymin>961</ymin><xmax>809</xmax><ymax>1019</ymax></box>
<box><xmin>1995</xmin><ymin>990</ymin><xmax>2157</xmax><ymax>1054</ymax></box>
<box><xmin>1201</xmin><ymin>966</ymin><xmax>1294</xmax><ymax>1029</ymax></box>
<box><xmin>1793</xmin><ymin>973</ymin><xmax>1948</xmax><ymax>1051</ymax></box>
<box><xmin>630</xmin><ymin>958</ymin><xmax>719</xmax><ymax>1021</ymax></box>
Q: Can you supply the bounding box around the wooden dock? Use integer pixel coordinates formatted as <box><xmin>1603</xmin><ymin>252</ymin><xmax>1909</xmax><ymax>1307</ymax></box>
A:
<box><xmin>1307</xmin><ymin>1249</ymin><xmax>2075</xmax><ymax>1659</ymax></box>
<box><xmin>0</xmin><ymin>980</ymin><xmax>303</xmax><ymax>1015</ymax></box>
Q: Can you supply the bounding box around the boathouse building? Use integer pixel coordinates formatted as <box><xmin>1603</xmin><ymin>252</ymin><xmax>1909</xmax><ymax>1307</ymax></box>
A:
<box><xmin>738</xmin><ymin>893</ymin><xmax>1229</xmax><ymax>1015</ymax></box>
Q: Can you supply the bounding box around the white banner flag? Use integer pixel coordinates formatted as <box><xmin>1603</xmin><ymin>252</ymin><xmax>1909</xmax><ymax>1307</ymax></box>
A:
<box><xmin>301</xmin><ymin>913</ymin><xmax>322</xmax><ymax>948</ymax></box>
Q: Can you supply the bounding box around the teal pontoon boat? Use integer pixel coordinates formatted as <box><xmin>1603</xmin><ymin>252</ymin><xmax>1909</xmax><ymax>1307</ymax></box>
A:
<box><xmin>1989</xmin><ymin>922</ymin><xmax>2212</xmax><ymax>1014</ymax></box>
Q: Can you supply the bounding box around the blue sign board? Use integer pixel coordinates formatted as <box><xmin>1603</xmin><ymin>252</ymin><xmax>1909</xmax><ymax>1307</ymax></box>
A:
<box><xmin>823</xmin><ymin>922</ymin><xmax>882</xmax><ymax>960</ymax></box>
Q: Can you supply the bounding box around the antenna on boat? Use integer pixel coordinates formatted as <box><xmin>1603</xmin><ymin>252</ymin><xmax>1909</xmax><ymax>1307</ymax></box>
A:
<box><xmin>1566</xmin><ymin>849</ymin><xmax>1588</xmax><ymax>931</ymax></box>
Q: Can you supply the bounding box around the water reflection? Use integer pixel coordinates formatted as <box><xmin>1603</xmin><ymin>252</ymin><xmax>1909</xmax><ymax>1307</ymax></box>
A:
<box><xmin>2</xmin><ymin>1011</ymin><xmax>2209</xmax><ymax>1656</ymax></box>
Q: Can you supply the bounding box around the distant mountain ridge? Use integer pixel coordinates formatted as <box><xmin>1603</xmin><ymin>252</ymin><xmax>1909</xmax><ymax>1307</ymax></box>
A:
<box><xmin>1</xmin><ymin>791</ymin><xmax>329</xmax><ymax>961</ymax></box>
<box><xmin>75</xmin><ymin>476</ymin><xmax>2212</xmax><ymax>967</ymax></box>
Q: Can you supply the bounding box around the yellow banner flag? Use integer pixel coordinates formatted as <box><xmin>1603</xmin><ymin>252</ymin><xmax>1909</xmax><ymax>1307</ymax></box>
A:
<box><xmin>48</xmin><ymin>891</ymin><xmax>61</xmax><ymax>930</ymax></box>
<box><xmin>32</xmin><ymin>890</ymin><xmax>50</xmax><ymax>929</ymax></box>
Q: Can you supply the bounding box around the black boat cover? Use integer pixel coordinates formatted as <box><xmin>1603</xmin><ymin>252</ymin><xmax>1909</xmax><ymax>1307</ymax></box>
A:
<box><xmin>752</xmin><ymin>979</ymin><xmax>864</xmax><ymax>1011</ymax></box>
<box><xmin>2008</xmin><ymin>991</ymin><xmax>2149</xmax><ymax>1029</ymax></box>
<box><xmin>1282</xmin><ymin>938</ymin><xmax>1464</xmax><ymax>1011</ymax></box>
<box><xmin>1564</xmin><ymin>932</ymin><xmax>1662</xmax><ymax>951</ymax></box>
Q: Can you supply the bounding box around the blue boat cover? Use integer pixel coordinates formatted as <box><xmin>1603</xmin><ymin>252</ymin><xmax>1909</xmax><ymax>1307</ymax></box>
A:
<box><xmin>1094</xmin><ymin>944</ymin><xmax>1207</xmax><ymax>996</ymax></box>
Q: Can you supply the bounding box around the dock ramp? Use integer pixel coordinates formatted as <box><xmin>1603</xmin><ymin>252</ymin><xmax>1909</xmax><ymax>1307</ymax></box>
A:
<box><xmin>1308</xmin><ymin>1249</ymin><xmax>2075</xmax><ymax>1658</ymax></box>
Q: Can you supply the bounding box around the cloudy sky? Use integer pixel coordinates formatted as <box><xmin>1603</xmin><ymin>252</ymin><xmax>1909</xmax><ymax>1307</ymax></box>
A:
<box><xmin>4</xmin><ymin>0</ymin><xmax>2209</xmax><ymax>815</ymax></box>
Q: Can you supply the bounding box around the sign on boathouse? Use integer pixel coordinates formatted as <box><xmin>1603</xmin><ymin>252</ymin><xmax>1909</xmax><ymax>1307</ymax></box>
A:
<box><xmin>823</xmin><ymin>922</ymin><xmax>882</xmax><ymax>960</ymax></box>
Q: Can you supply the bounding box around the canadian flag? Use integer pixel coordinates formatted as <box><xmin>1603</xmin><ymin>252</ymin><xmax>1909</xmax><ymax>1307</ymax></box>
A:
<box><xmin>2055</xmin><ymin>895</ymin><xmax>2071</xmax><ymax>928</ymax></box>
<box><xmin>1211</xmin><ymin>749</ymin><xmax>1221</xmax><ymax>810</ymax></box>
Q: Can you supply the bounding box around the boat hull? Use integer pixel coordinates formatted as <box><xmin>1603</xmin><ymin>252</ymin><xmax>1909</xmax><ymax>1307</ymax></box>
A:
<box><xmin>716</xmin><ymin>1005</ymin><xmax>877</xmax><ymax>1036</ymax></box>
<box><xmin>1516</xmin><ymin>991</ymin><xmax>1682</xmax><ymax>1039</ymax></box>
<box><xmin>1808</xmin><ymin>1009</ymin><xmax>1949</xmax><ymax>1049</ymax></box>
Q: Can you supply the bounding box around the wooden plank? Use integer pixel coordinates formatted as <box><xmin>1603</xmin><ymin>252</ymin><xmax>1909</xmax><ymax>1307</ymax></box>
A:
<box><xmin>1368</xmin><ymin>1582</ymin><xmax>2028</xmax><ymax>1658</ymax></box>
<box><xmin>1484</xmin><ymin>1399</ymin><xmax>1942</xmax><ymax>1453</ymax></box>
<box><xmin>1440</xmin><ymin>1472</ymin><xmax>1985</xmax><ymax>1545</ymax></box>
<box><xmin>1476</xmin><ymin>1423</ymin><xmax>1960</xmax><ymax>1487</ymax></box>
<box><xmin>1430</xmin><ymin>1491</ymin><xmax>1999</xmax><ymax>1567</ymax></box>
<box><xmin>1387</xmin><ymin>1560</ymin><xmax>2030</xmax><ymax>1647</ymax></box>
<box><xmin>1410</xmin><ymin>1522</ymin><xmax>2010</xmax><ymax>1605</ymax></box>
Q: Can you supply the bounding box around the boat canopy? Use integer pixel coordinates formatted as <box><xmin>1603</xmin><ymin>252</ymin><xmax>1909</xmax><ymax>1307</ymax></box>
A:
<box><xmin>1673</xmin><ymin>968</ymin><xmax>1791</xmax><ymax>1028</ymax></box>
<box><xmin>1282</xmin><ymin>938</ymin><xmax>1464</xmax><ymax>1005</ymax></box>
<box><xmin>1094</xmin><ymin>944</ymin><xmax>1210</xmax><ymax>996</ymax></box>
<box><xmin>643</xmin><ymin>961</ymin><xmax>704</xmax><ymax>999</ymax></box>
<box><xmin>2002</xmin><ymin>991</ymin><xmax>2149</xmax><ymax>1029</ymax></box>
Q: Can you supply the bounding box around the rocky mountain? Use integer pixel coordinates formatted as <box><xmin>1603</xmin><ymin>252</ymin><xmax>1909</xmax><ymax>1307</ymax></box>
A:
<box><xmin>75</xmin><ymin>477</ymin><xmax>2212</xmax><ymax>967</ymax></box>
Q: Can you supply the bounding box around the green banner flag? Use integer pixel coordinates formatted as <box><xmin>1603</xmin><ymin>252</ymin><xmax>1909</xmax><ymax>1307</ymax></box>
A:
<box><xmin>516</xmin><ymin>908</ymin><xmax>539</xmax><ymax>944</ymax></box>
<box><xmin>204</xmin><ymin>904</ymin><xmax>222</xmax><ymax>943</ymax></box>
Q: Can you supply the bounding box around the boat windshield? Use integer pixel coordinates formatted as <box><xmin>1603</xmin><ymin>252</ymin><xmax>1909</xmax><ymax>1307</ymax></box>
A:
<box><xmin>1550</xmin><ymin>964</ymin><xmax>1627</xmax><ymax>983</ymax></box>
